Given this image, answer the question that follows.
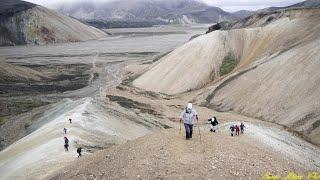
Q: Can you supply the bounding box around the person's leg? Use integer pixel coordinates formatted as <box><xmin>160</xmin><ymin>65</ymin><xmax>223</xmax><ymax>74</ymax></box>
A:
<box><xmin>184</xmin><ymin>123</ymin><xmax>190</xmax><ymax>139</ymax></box>
<box><xmin>189</xmin><ymin>124</ymin><xmax>193</xmax><ymax>138</ymax></box>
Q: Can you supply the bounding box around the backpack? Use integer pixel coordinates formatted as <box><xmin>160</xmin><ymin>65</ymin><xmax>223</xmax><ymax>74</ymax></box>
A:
<box><xmin>213</xmin><ymin>117</ymin><xmax>218</xmax><ymax>125</ymax></box>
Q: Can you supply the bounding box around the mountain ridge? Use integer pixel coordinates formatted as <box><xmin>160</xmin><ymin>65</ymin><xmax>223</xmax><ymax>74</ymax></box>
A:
<box><xmin>53</xmin><ymin>0</ymin><xmax>252</xmax><ymax>26</ymax></box>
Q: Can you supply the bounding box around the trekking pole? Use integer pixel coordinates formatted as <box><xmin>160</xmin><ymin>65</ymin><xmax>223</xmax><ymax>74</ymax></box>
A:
<box><xmin>197</xmin><ymin>119</ymin><xmax>202</xmax><ymax>143</ymax></box>
<box><xmin>179</xmin><ymin>119</ymin><xmax>181</xmax><ymax>134</ymax></box>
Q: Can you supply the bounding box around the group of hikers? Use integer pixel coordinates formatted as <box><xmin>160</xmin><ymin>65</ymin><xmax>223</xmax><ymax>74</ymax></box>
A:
<box><xmin>179</xmin><ymin>103</ymin><xmax>246</xmax><ymax>140</ymax></box>
<box><xmin>229</xmin><ymin>123</ymin><xmax>245</xmax><ymax>136</ymax></box>
<box><xmin>63</xmin><ymin>118</ymin><xmax>82</xmax><ymax>158</ymax></box>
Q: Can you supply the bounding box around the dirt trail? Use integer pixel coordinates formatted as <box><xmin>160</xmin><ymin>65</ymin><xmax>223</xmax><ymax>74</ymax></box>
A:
<box><xmin>49</xmin><ymin>124</ymin><xmax>314</xmax><ymax>180</ymax></box>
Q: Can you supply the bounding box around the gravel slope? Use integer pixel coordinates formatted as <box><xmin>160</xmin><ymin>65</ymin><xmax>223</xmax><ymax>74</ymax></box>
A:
<box><xmin>49</xmin><ymin>125</ymin><xmax>315</xmax><ymax>180</ymax></box>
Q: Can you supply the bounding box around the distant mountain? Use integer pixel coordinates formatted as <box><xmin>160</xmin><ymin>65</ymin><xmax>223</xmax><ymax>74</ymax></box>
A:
<box><xmin>232</xmin><ymin>10</ymin><xmax>254</xmax><ymax>18</ymax></box>
<box><xmin>0</xmin><ymin>0</ymin><xmax>106</xmax><ymax>46</ymax></box>
<box><xmin>259</xmin><ymin>0</ymin><xmax>320</xmax><ymax>12</ymax></box>
<box><xmin>53</xmin><ymin>0</ymin><xmax>248</xmax><ymax>27</ymax></box>
<box><xmin>287</xmin><ymin>0</ymin><xmax>320</xmax><ymax>8</ymax></box>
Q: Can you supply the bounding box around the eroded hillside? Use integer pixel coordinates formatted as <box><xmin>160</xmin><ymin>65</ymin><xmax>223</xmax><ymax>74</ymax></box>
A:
<box><xmin>133</xmin><ymin>8</ymin><xmax>320</xmax><ymax>145</ymax></box>
<box><xmin>0</xmin><ymin>0</ymin><xmax>106</xmax><ymax>46</ymax></box>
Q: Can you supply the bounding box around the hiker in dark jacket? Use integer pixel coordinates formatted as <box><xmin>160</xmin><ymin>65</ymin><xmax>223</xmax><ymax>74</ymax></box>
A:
<box><xmin>64</xmin><ymin>143</ymin><xmax>69</xmax><ymax>151</ymax></box>
<box><xmin>230</xmin><ymin>125</ymin><xmax>235</xmax><ymax>136</ymax></box>
<box><xmin>77</xmin><ymin>147</ymin><xmax>82</xmax><ymax>158</ymax></box>
<box><xmin>64</xmin><ymin>137</ymin><xmax>69</xmax><ymax>151</ymax></box>
<box><xmin>208</xmin><ymin>117</ymin><xmax>219</xmax><ymax>132</ymax></box>
<box><xmin>64</xmin><ymin>137</ymin><xmax>69</xmax><ymax>144</ymax></box>
<box><xmin>69</xmin><ymin>118</ymin><xmax>72</xmax><ymax>124</ymax></box>
<box><xmin>63</xmin><ymin>127</ymin><xmax>67</xmax><ymax>134</ymax></box>
<box><xmin>240</xmin><ymin>123</ymin><xmax>245</xmax><ymax>134</ymax></box>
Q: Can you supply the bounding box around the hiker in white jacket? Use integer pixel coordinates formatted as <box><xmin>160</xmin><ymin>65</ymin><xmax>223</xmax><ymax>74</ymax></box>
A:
<box><xmin>180</xmin><ymin>103</ymin><xmax>198</xmax><ymax>140</ymax></box>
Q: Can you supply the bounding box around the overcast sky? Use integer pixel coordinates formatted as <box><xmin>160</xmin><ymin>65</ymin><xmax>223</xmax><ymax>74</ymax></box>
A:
<box><xmin>24</xmin><ymin>0</ymin><xmax>305</xmax><ymax>12</ymax></box>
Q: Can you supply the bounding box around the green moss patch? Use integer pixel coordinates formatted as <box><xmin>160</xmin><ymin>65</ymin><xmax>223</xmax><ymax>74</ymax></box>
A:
<box><xmin>219</xmin><ymin>53</ymin><xmax>239</xmax><ymax>76</ymax></box>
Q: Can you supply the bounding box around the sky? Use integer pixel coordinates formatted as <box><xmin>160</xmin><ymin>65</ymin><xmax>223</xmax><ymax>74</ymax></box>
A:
<box><xmin>24</xmin><ymin>0</ymin><xmax>305</xmax><ymax>12</ymax></box>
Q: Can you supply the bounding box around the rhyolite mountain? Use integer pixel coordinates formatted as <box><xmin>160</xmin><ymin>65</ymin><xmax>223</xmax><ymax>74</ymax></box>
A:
<box><xmin>0</xmin><ymin>0</ymin><xmax>106</xmax><ymax>46</ymax></box>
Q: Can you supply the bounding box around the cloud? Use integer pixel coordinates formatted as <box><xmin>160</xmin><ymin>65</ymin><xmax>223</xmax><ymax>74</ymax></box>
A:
<box><xmin>24</xmin><ymin>0</ymin><xmax>305</xmax><ymax>12</ymax></box>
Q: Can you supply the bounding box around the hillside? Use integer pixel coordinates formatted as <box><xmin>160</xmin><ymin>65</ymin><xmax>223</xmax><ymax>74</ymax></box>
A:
<box><xmin>0</xmin><ymin>97</ymin><xmax>168</xmax><ymax>179</ymax></box>
<box><xmin>133</xmin><ymin>8</ymin><xmax>320</xmax><ymax>145</ymax></box>
<box><xmin>53</xmin><ymin>0</ymin><xmax>247</xmax><ymax>26</ymax></box>
<box><xmin>0</xmin><ymin>0</ymin><xmax>106</xmax><ymax>46</ymax></box>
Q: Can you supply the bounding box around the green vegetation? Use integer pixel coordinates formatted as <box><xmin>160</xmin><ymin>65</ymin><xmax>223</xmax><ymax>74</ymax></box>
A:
<box><xmin>311</xmin><ymin>119</ymin><xmax>320</xmax><ymax>131</ymax></box>
<box><xmin>153</xmin><ymin>51</ymin><xmax>172</xmax><ymax>63</ymax></box>
<box><xmin>0</xmin><ymin>116</ymin><xmax>6</xmax><ymax>126</ymax></box>
<box><xmin>106</xmin><ymin>95</ymin><xmax>161</xmax><ymax>117</ymax></box>
<box><xmin>219</xmin><ymin>53</ymin><xmax>239</xmax><ymax>76</ymax></box>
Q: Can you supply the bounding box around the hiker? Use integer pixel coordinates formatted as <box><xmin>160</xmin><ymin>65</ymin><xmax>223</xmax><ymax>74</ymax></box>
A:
<box><xmin>69</xmin><ymin>118</ymin><xmax>72</xmax><ymax>124</ymax></box>
<box><xmin>235</xmin><ymin>124</ymin><xmax>240</xmax><ymax>136</ymax></box>
<box><xmin>240</xmin><ymin>123</ymin><xmax>245</xmax><ymax>134</ymax></box>
<box><xmin>180</xmin><ymin>103</ymin><xmax>198</xmax><ymax>140</ymax></box>
<box><xmin>64</xmin><ymin>137</ymin><xmax>69</xmax><ymax>144</ymax></box>
<box><xmin>64</xmin><ymin>142</ymin><xmax>69</xmax><ymax>151</ymax></box>
<box><xmin>63</xmin><ymin>127</ymin><xmax>67</xmax><ymax>134</ymax></box>
<box><xmin>64</xmin><ymin>137</ymin><xmax>69</xmax><ymax>151</ymax></box>
<box><xmin>230</xmin><ymin>125</ymin><xmax>235</xmax><ymax>136</ymax></box>
<box><xmin>208</xmin><ymin>116</ymin><xmax>219</xmax><ymax>132</ymax></box>
<box><xmin>77</xmin><ymin>147</ymin><xmax>82</xmax><ymax>158</ymax></box>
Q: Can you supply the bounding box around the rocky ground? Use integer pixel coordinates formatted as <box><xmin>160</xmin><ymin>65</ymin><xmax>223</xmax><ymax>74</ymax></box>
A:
<box><xmin>48</xmin><ymin>128</ymin><xmax>312</xmax><ymax>180</ymax></box>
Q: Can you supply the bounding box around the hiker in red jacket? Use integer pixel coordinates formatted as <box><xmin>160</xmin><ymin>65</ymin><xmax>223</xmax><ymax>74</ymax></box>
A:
<box><xmin>235</xmin><ymin>124</ymin><xmax>240</xmax><ymax>136</ymax></box>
